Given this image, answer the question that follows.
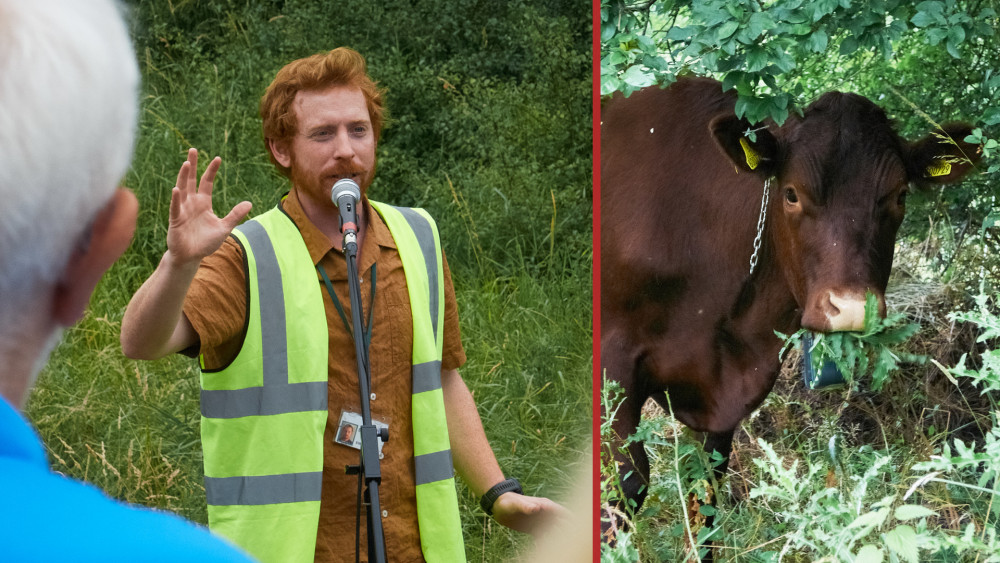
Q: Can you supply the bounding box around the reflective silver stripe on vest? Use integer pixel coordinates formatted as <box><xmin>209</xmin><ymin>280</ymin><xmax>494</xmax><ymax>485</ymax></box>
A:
<box><xmin>205</xmin><ymin>472</ymin><xmax>323</xmax><ymax>505</ymax></box>
<box><xmin>200</xmin><ymin>381</ymin><xmax>327</xmax><ymax>418</ymax></box>
<box><xmin>200</xmin><ymin>219</ymin><xmax>328</xmax><ymax>419</ymax></box>
<box><xmin>392</xmin><ymin>206</ymin><xmax>440</xmax><ymax>343</ymax></box>
<box><xmin>414</xmin><ymin>450</ymin><xmax>455</xmax><ymax>486</ymax></box>
<box><xmin>388</xmin><ymin>205</ymin><xmax>454</xmax><ymax>488</ymax></box>
<box><xmin>412</xmin><ymin>360</ymin><xmax>443</xmax><ymax>394</ymax></box>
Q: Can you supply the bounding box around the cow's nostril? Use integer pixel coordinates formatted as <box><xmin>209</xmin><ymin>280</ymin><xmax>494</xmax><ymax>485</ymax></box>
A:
<box><xmin>827</xmin><ymin>292</ymin><xmax>867</xmax><ymax>332</ymax></box>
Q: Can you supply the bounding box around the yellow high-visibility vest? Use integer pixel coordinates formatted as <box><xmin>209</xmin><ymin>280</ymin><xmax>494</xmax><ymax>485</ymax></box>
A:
<box><xmin>198</xmin><ymin>200</ymin><xmax>466</xmax><ymax>563</ymax></box>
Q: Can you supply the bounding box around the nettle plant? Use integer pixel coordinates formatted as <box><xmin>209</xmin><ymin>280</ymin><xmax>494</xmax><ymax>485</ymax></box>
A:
<box><xmin>600</xmin><ymin>378</ymin><xmax>643</xmax><ymax>563</ymax></box>
<box><xmin>600</xmin><ymin>377</ymin><xmax>722</xmax><ymax>562</ymax></box>
<box><xmin>749</xmin><ymin>442</ymin><xmax>944</xmax><ymax>562</ymax></box>
<box><xmin>778</xmin><ymin>292</ymin><xmax>925</xmax><ymax>391</ymax></box>
<box><xmin>753</xmin><ymin>290</ymin><xmax>1000</xmax><ymax>562</ymax></box>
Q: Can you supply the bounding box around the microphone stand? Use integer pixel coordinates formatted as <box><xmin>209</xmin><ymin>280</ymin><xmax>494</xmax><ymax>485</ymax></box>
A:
<box><xmin>342</xmin><ymin>224</ymin><xmax>388</xmax><ymax>563</ymax></box>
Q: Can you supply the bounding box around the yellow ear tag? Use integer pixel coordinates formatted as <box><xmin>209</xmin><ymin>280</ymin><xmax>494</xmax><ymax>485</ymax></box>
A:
<box><xmin>739</xmin><ymin>137</ymin><xmax>760</xmax><ymax>170</ymax></box>
<box><xmin>927</xmin><ymin>159</ymin><xmax>952</xmax><ymax>177</ymax></box>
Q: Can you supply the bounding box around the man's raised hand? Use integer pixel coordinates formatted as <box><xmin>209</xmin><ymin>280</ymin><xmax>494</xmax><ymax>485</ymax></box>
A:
<box><xmin>167</xmin><ymin>148</ymin><xmax>252</xmax><ymax>264</ymax></box>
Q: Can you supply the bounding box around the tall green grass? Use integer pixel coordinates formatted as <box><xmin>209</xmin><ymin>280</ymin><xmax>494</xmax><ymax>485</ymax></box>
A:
<box><xmin>25</xmin><ymin>1</ymin><xmax>591</xmax><ymax>561</ymax></box>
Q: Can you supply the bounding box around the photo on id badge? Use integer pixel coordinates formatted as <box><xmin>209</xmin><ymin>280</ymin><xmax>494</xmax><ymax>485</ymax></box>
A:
<box><xmin>335</xmin><ymin>409</ymin><xmax>388</xmax><ymax>457</ymax></box>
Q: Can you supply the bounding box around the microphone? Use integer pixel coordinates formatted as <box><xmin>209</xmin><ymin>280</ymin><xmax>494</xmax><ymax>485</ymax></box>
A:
<box><xmin>331</xmin><ymin>178</ymin><xmax>361</xmax><ymax>241</ymax></box>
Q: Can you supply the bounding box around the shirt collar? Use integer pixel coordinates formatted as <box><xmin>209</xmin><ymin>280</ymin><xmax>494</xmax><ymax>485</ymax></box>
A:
<box><xmin>280</xmin><ymin>189</ymin><xmax>397</xmax><ymax>270</ymax></box>
<box><xmin>0</xmin><ymin>395</ymin><xmax>48</xmax><ymax>470</ymax></box>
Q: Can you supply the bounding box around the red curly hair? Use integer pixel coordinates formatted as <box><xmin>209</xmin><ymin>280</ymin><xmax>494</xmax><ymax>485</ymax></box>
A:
<box><xmin>260</xmin><ymin>47</ymin><xmax>386</xmax><ymax>178</ymax></box>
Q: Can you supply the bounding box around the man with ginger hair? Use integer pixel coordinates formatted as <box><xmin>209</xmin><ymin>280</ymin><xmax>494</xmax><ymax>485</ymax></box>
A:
<box><xmin>121</xmin><ymin>47</ymin><xmax>564</xmax><ymax>563</ymax></box>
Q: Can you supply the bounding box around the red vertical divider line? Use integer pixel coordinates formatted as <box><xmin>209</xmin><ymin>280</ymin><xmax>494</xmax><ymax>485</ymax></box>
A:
<box><xmin>591</xmin><ymin>0</ymin><xmax>601</xmax><ymax>560</ymax></box>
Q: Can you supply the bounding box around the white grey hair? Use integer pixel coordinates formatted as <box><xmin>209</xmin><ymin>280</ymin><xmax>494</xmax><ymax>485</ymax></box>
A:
<box><xmin>0</xmin><ymin>0</ymin><xmax>139</xmax><ymax>321</ymax></box>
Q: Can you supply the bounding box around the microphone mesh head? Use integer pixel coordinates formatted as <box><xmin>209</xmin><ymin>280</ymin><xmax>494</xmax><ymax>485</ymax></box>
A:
<box><xmin>331</xmin><ymin>178</ymin><xmax>361</xmax><ymax>206</ymax></box>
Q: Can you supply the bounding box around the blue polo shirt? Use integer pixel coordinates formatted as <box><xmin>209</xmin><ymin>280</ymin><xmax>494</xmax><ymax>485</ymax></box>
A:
<box><xmin>0</xmin><ymin>396</ymin><xmax>256</xmax><ymax>562</ymax></box>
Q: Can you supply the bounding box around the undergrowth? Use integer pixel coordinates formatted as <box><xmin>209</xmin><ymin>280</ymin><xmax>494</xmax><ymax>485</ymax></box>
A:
<box><xmin>601</xmin><ymin>282</ymin><xmax>1000</xmax><ymax>562</ymax></box>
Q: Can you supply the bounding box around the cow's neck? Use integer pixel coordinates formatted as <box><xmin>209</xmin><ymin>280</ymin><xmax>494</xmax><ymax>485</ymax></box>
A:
<box><xmin>729</xmin><ymin>192</ymin><xmax>801</xmax><ymax>336</ymax></box>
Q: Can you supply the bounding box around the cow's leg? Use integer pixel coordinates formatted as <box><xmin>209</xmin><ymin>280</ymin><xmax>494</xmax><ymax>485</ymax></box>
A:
<box><xmin>693</xmin><ymin>428</ymin><xmax>735</xmax><ymax>563</ymax></box>
<box><xmin>702</xmin><ymin>428</ymin><xmax>735</xmax><ymax>477</ymax></box>
<box><xmin>612</xmin><ymin>389</ymin><xmax>650</xmax><ymax>510</ymax></box>
<box><xmin>599</xmin><ymin>333</ymin><xmax>650</xmax><ymax>544</ymax></box>
<box><xmin>600</xmin><ymin>386</ymin><xmax>650</xmax><ymax>544</ymax></box>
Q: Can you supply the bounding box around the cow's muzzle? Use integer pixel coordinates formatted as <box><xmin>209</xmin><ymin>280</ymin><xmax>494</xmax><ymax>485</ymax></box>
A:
<box><xmin>802</xmin><ymin>289</ymin><xmax>884</xmax><ymax>332</ymax></box>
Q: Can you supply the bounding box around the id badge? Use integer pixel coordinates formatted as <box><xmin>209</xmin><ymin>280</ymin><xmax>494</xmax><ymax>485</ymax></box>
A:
<box><xmin>335</xmin><ymin>409</ymin><xmax>389</xmax><ymax>457</ymax></box>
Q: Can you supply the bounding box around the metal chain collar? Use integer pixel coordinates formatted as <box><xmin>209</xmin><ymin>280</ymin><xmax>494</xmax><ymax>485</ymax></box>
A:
<box><xmin>748</xmin><ymin>177</ymin><xmax>773</xmax><ymax>276</ymax></box>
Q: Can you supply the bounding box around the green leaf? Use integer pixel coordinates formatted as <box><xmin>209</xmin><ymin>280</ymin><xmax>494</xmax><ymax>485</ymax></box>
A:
<box><xmin>894</xmin><ymin>504</ymin><xmax>937</xmax><ymax>521</ymax></box>
<box><xmin>600</xmin><ymin>74</ymin><xmax>622</xmax><ymax>96</ymax></box>
<box><xmin>748</xmin><ymin>12</ymin><xmax>775</xmax><ymax>39</ymax></box>
<box><xmin>746</xmin><ymin>46</ymin><xmax>770</xmax><ymax>72</ymax></box>
<box><xmin>925</xmin><ymin>27</ymin><xmax>948</xmax><ymax>45</ymax></box>
<box><xmin>911</xmin><ymin>11</ymin><xmax>936</xmax><ymax>27</ymax></box>
<box><xmin>862</xmin><ymin>291</ymin><xmax>880</xmax><ymax>333</ymax></box>
<box><xmin>734</xmin><ymin>96</ymin><xmax>749</xmax><ymax>119</ymax></box>
<box><xmin>946</xmin><ymin>39</ymin><xmax>961</xmax><ymax>58</ymax></box>
<box><xmin>621</xmin><ymin>65</ymin><xmax>655</xmax><ymax>88</ymax></box>
<box><xmin>666</xmin><ymin>26</ymin><xmax>694</xmax><ymax>41</ymax></box>
<box><xmin>636</xmin><ymin>34</ymin><xmax>657</xmax><ymax>54</ymax></box>
<box><xmin>848</xmin><ymin>506</ymin><xmax>891</xmax><ymax>532</ymax></box>
<box><xmin>806</xmin><ymin>29</ymin><xmax>829</xmax><ymax>52</ymax></box>
<box><xmin>641</xmin><ymin>55</ymin><xmax>667</xmax><ymax>71</ymax></box>
<box><xmin>916</xmin><ymin>1</ymin><xmax>942</xmax><ymax>10</ymax></box>
<box><xmin>855</xmin><ymin>545</ymin><xmax>884</xmax><ymax>563</ymax></box>
<box><xmin>948</xmin><ymin>25</ymin><xmax>966</xmax><ymax>47</ymax></box>
<box><xmin>601</xmin><ymin>21</ymin><xmax>618</xmax><ymax>42</ymax></box>
<box><xmin>840</xmin><ymin>36</ymin><xmax>860</xmax><ymax>55</ymax></box>
<box><xmin>701</xmin><ymin>50</ymin><xmax>720</xmax><ymax>71</ymax></box>
<box><xmin>717</xmin><ymin>20</ymin><xmax>740</xmax><ymax>40</ymax></box>
<box><xmin>883</xmin><ymin>525</ymin><xmax>920</xmax><ymax>563</ymax></box>
<box><xmin>722</xmin><ymin>71</ymin><xmax>744</xmax><ymax>92</ymax></box>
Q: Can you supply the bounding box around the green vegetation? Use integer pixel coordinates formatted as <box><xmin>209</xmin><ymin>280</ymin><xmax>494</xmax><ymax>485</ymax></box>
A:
<box><xmin>602</xmin><ymin>284</ymin><xmax>1000</xmax><ymax>561</ymax></box>
<box><xmin>778</xmin><ymin>292</ymin><xmax>926</xmax><ymax>392</ymax></box>
<box><xmin>25</xmin><ymin>2</ymin><xmax>591</xmax><ymax>561</ymax></box>
<box><xmin>600</xmin><ymin>1</ymin><xmax>999</xmax><ymax>561</ymax></box>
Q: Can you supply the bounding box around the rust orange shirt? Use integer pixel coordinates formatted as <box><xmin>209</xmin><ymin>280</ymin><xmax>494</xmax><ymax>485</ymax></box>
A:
<box><xmin>183</xmin><ymin>190</ymin><xmax>466</xmax><ymax>562</ymax></box>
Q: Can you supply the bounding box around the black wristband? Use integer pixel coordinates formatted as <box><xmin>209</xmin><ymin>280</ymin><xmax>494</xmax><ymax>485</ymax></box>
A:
<box><xmin>479</xmin><ymin>477</ymin><xmax>522</xmax><ymax>516</ymax></box>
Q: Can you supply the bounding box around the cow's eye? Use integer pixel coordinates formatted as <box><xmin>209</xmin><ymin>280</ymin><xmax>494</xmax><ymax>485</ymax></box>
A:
<box><xmin>897</xmin><ymin>189</ymin><xmax>908</xmax><ymax>206</ymax></box>
<box><xmin>784</xmin><ymin>188</ymin><xmax>799</xmax><ymax>204</ymax></box>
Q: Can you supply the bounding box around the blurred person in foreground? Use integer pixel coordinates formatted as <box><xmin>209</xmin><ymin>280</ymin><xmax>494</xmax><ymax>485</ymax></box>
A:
<box><xmin>120</xmin><ymin>47</ymin><xmax>567</xmax><ymax>562</ymax></box>
<box><xmin>0</xmin><ymin>0</ymin><xmax>255</xmax><ymax>560</ymax></box>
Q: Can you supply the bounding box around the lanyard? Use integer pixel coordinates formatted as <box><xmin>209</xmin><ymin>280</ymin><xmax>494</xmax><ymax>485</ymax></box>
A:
<box><xmin>317</xmin><ymin>262</ymin><xmax>377</xmax><ymax>356</ymax></box>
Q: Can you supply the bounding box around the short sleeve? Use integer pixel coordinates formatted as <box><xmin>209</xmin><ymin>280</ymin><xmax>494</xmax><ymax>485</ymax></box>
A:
<box><xmin>440</xmin><ymin>251</ymin><xmax>465</xmax><ymax>371</ymax></box>
<box><xmin>181</xmin><ymin>236</ymin><xmax>248</xmax><ymax>369</ymax></box>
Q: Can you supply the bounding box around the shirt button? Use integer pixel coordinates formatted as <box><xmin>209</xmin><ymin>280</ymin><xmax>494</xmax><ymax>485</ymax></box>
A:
<box><xmin>381</xmin><ymin>510</ymin><xmax>388</xmax><ymax>518</ymax></box>
<box><xmin>370</xmin><ymin>393</ymin><xmax>376</xmax><ymax>401</ymax></box>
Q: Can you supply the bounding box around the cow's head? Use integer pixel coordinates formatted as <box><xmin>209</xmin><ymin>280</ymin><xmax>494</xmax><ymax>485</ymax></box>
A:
<box><xmin>710</xmin><ymin>93</ymin><xmax>980</xmax><ymax>332</ymax></box>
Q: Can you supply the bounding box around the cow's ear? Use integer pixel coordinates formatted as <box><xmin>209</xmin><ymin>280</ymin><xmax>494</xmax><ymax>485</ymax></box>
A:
<box><xmin>710</xmin><ymin>115</ymin><xmax>780</xmax><ymax>177</ymax></box>
<box><xmin>908</xmin><ymin>123</ymin><xmax>982</xmax><ymax>185</ymax></box>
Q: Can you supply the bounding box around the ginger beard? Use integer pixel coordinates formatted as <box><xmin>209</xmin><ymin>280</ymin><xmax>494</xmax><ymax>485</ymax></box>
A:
<box><xmin>289</xmin><ymin>153</ymin><xmax>376</xmax><ymax>205</ymax></box>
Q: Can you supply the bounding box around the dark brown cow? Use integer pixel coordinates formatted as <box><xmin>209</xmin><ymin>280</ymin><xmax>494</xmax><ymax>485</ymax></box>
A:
<box><xmin>600</xmin><ymin>77</ymin><xmax>979</xmax><ymax>529</ymax></box>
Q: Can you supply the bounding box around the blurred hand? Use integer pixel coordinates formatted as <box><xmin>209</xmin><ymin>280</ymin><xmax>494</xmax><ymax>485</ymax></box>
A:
<box><xmin>167</xmin><ymin>148</ymin><xmax>251</xmax><ymax>264</ymax></box>
<box><xmin>491</xmin><ymin>492</ymin><xmax>571</xmax><ymax>537</ymax></box>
